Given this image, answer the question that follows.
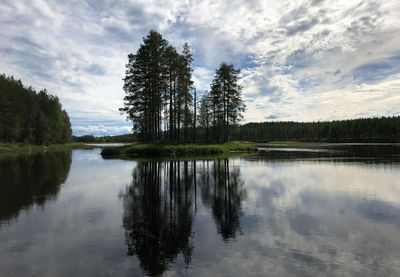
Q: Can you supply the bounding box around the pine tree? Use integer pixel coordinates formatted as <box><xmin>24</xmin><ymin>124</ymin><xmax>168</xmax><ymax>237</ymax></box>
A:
<box><xmin>198</xmin><ymin>91</ymin><xmax>212</xmax><ymax>142</ymax></box>
<box><xmin>164</xmin><ymin>45</ymin><xmax>179</xmax><ymax>141</ymax></box>
<box><xmin>121</xmin><ymin>31</ymin><xmax>197</xmax><ymax>143</ymax></box>
<box><xmin>121</xmin><ymin>30</ymin><xmax>168</xmax><ymax>142</ymax></box>
<box><xmin>193</xmin><ymin>87</ymin><xmax>197</xmax><ymax>142</ymax></box>
<box><xmin>180</xmin><ymin>43</ymin><xmax>194</xmax><ymax>142</ymax></box>
<box><xmin>0</xmin><ymin>74</ymin><xmax>72</xmax><ymax>144</ymax></box>
<box><xmin>209</xmin><ymin>63</ymin><xmax>245</xmax><ymax>142</ymax></box>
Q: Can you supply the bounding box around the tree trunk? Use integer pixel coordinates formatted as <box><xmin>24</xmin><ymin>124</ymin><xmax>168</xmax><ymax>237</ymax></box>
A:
<box><xmin>193</xmin><ymin>88</ymin><xmax>196</xmax><ymax>143</ymax></box>
<box><xmin>169</xmin><ymin>65</ymin><xmax>173</xmax><ymax>141</ymax></box>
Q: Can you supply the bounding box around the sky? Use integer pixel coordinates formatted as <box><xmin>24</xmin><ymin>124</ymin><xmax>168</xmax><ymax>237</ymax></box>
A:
<box><xmin>1</xmin><ymin>0</ymin><xmax>400</xmax><ymax>136</ymax></box>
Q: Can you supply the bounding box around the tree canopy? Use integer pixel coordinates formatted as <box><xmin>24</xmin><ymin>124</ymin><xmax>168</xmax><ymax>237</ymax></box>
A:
<box><xmin>120</xmin><ymin>31</ymin><xmax>400</xmax><ymax>144</ymax></box>
<box><xmin>0</xmin><ymin>74</ymin><xmax>72</xmax><ymax>144</ymax></box>
<box><xmin>120</xmin><ymin>30</ymin><xmax>245</xmax><ymax>143</ymax></box>
<box><xmin>120</xmin><ymin>30</ymin><xmax>194</xmax><ymax>142</ymax></box>
<box><xmin>230</xmin><ymin>116</ymin><xmax>400</xmax><ymax>143</ymax></box>
<box><xmin>206</xmin><ymin>62</ymin><xmax>246</xmax><ymax>142</ymax></box>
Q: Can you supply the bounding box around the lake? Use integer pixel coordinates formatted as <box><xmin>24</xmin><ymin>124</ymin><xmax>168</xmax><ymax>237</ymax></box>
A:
<box><xmin>1</xmin><ymin>145</ymin><xmax>400</xmax><ymax>276</ymax></box>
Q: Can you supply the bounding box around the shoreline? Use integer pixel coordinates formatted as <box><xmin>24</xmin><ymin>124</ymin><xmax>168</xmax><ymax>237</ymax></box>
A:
<box><xmin>0</xmin><ymin>143</ymin><xmax>95</xmax><ymax>155</ymax></box>
<box><xmin>100</xmin><ymin>142</ymin><xmax>258</xmax><ymax>157</ymax></box>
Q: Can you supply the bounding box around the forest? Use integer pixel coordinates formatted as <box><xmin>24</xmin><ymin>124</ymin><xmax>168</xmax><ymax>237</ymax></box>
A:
<box><xmin>2</xmin><ymin>28</ymin><xmax>398</xmax><ymax>146</ymax></box>
<box><xmin>228</xmin><ymin>116</ymin><xmax>400</xmax><ymax>143</ymax></box>
<box><xmin>120</xmin><ymin>30</ymin><xmax>245</xmax><ymax>143</ymax></box>
<box><xmin>76</xmin><ymin>116</ymin><xmax>400</xmax><ymax>144</ymax></box>
<box><xmin>119</xmin><ymin>30</ymin><xmax>400</xmax><ymax>145</ymax></box>
<box><xmin>0</xmin><ymin>74</ymin><xmax>72</xmax><ymax>144</ymax></box>
<box><xmin>72</xmin><ymin>134</ymin><xmax>134</xmax><ymax>143</ymax></box>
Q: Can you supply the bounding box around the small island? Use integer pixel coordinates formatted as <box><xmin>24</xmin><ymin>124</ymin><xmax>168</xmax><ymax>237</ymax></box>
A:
<box><xmin>102</xmin><ymin>30</ymin><xmax>248</xmax><ymax>157</ymax></box>
<box><xmin>97</xmin><ymin>30</ymin><xmax>400</xmax><ymax>157</ymax></box>
<box><xmin>84</xmin><ymin>30</ymin><xmax>247</xmax><ymax>157</ymax></box>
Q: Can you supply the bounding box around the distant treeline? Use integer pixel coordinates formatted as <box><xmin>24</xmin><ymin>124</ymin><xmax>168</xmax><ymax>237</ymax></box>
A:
<box><xmin>75</xmin><ymin>116</ymin><xmax>400</xmax><ymax>143</ymax></box>
<box><xmin>0</xmin><ymin>74</ymin><xmax>72</xmax><ymax>144</ymax></box>
<box><xmin>72</xmin><ymin>134</ymin><xmax>134</xmax><ymax>143</ymax></box>
<box><xmin>226</xmin><ymin>116</ymin><xmax>400</xmax><ymax>143</ymax></box>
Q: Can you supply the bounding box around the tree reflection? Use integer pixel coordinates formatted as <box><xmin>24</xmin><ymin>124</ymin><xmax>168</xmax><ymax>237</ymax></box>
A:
<box><xmin>0</xmin><ymin>151</ymin><xmax>72</xmax><ymax>222</ymax></box>
<box><xmin>199</xmin><ymin>159</ymin><xmax>246</xmax><ymax>241</ymax></box>
<box><xmin>121</xmin><ymin>161</ymin><xmax>195</xmax><ymax>276</ymax></box>
<box><xmin>121</xmin><ymin>158</ymin><xmax>246</xmax><ymax>275</ymax></box>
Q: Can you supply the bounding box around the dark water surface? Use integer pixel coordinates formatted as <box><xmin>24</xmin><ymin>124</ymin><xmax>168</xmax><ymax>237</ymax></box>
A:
<box><xmin>1</xmin><ymin>145</ymin><xmax>400</xmax><ymax>276</ymax></box>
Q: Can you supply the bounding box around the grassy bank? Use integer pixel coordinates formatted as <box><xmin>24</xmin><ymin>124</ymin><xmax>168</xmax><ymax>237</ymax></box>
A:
<box><xmin>101</xmin><ymin>142</ymin><xmax>257</xmax><ymax>157</ymax></box>
<box><xmin>0</xmin><ymin>143</ymin><xmax>94</xmax><ymax>154</ymax></box>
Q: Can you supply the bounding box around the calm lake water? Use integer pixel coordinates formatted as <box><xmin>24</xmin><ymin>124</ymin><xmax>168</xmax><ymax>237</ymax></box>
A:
<box><xmin>1</xmin><ymin>145</ymin><xmax>400</xmax><ymax>276</ymax></box>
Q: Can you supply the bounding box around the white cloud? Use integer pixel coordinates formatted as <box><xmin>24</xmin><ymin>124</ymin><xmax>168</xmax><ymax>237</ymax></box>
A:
<box><xmin>0</xmin><ymin>0</ymin><xmax>399</xmax><ymax>135</ymax></box>
<box><xmin>72</xmin><ymin>124</ymin><xmax>132</xmax><ymax>136</ymax></box>
<box><xmin>193</xmin><ymin>66</ymin><xmax>214</xmax><ymax>92</ymax></box>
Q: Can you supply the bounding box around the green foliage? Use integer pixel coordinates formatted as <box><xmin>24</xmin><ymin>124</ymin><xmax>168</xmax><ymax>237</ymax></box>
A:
<box><xmin>72</xmin><ymin>135</ymin><xmax>96</xmax><ymax>143</ymax></box>
<box><xmin>120</xmin><ymin>30</ymin><xmax>246</xmax><ymax>144</ymax></box>
<box><xmin>72</xmin><ymin>133</ymin><xmax>135</xmax><ymax>143</ymax></box>
<box><xmin>198</xmin><ymin>91</ymin><xmax>212</xmax><ymax>141</ymax></box>
<box><xmin>208</xmin><ymin>62</ymin><xmax>245</xmax><ymax>143</ymax></box>
<box><xmin>229</xmin><ymin>117</ymin><xmax>400</xmax><ymax>142</ymax></box>
<box><xmin>120</xmin><ymin>30</ymin><xmax>194</xmax><ymax>142</ymax></box>
<box><xmin>0</xmin><ymin>74</ymin><xmax>72</xmax><ymax>144</ymax></box>
<box><xmin>0</xmin><ymin>143</ymin><xmax>94</xmax><ymax>155</ymax></box>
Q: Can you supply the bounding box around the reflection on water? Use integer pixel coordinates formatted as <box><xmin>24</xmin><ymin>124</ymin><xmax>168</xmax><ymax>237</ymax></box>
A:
<box><xmin>121</xmin><ymin>161</ymin><xmax>195</xmax><ymax>275</ymax></box>
<box><xmin>121</xmin><ymin>159</ymin><xmax>245</xmax><ymax>275</ymax></box>
<box><xmin>0</xmin><ymin>151</ymin><xmax>72</xmax><ymax>223</ymax></box>
<box><xmin>0</xmin><ymin>146</ymin><xmax>400</xmax><ymax>276</ymax></box>
<box><xmin>199</xmin><ymin>159</ymin><xmax>246</xmax><ymax>241</ymax></box>
<box><xmin>259</xmin><ymin>143</ymin><xmax>400</xmax><ymax>162</ymax></box>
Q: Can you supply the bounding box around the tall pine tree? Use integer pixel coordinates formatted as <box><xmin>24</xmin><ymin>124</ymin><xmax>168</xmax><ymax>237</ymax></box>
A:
<box><xmin>209</xmin><ymin>62</ymin><xmax>245</xmax><ymax>142</ymax></box>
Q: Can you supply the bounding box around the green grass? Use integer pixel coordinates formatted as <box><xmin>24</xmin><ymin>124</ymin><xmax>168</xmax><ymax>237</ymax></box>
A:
<box><xmin>101</xmin><ymin>142</ymin><xmax>257</xmax><ymax>157</ymax></box>
<box><xmin>102</xmin><ymin>151</ymin><xmax>255</xmax><ymax>162</ymax></box>
<box><xmin>0</xmin><ymin>143</ymin><xmax>95</xmax><ymax>154</ymax></box>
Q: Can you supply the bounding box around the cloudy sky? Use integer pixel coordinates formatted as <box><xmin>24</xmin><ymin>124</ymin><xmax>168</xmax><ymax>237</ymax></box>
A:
<box><xmin>1</xmin><ymin>0</ymin><xmax>399</xmax><ymax>136</ymax></box>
